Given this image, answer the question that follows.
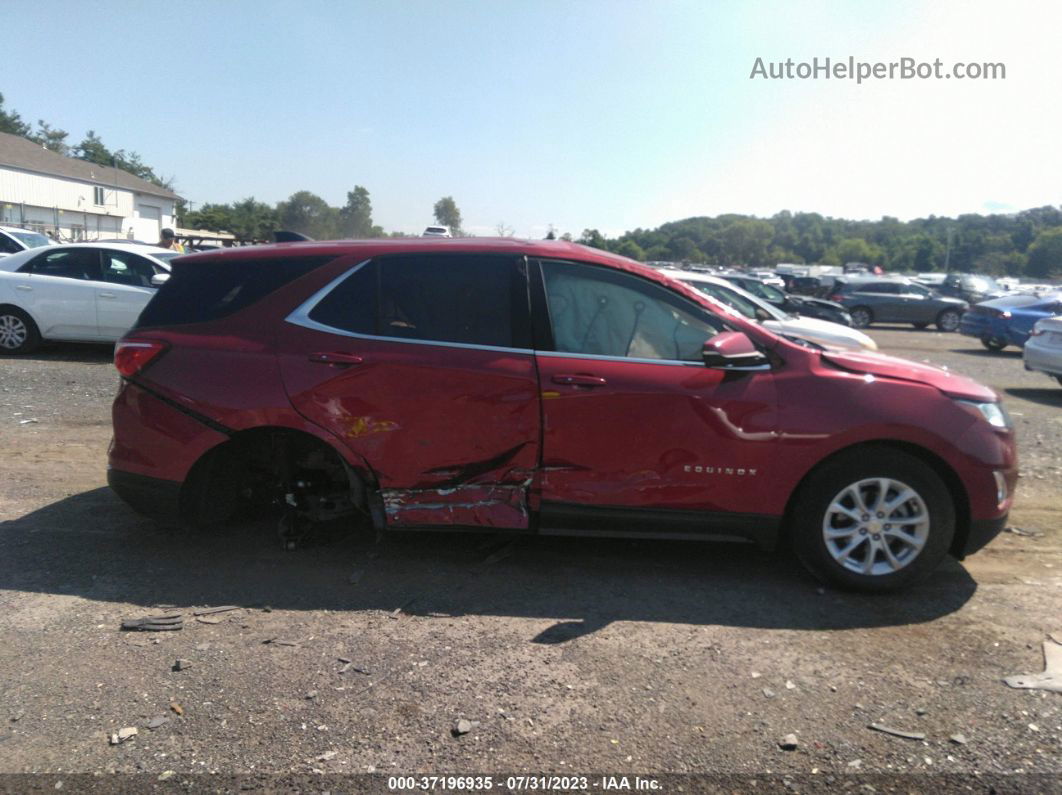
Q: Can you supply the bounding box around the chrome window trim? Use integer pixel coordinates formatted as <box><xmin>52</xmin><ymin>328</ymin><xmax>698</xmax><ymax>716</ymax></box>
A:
<box><xmin>284</xmin><ymin>257</ymin><xmax>745</xmax><ymax>369</ymax></box>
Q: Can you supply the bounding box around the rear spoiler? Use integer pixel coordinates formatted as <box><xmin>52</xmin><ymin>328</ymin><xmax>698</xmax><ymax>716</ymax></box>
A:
<box><xmin>274</xmin><ymin>230</ymin><xmax>314</xmax><ymax>243</ymax></box>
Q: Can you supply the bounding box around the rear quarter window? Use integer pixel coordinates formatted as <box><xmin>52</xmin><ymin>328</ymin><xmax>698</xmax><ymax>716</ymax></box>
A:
<box><xmin>136</xmin><ymin>255</ymin><xmax>335</xmax><ymax>328</ymax></box>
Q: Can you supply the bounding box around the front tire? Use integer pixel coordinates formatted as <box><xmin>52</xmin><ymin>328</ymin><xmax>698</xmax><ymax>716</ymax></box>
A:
<box><xmin>791</xmin><ymin>448</ymin><xmax>955</xmax><ymax>592</ymax></box>
<box><xmin>936</xmin><ymin>309</ymin><xmax>961</xmax><ymax>332</ymax></box>
<box><xmin>0</xmin><ymin>307</ymin><xmax>41</xmax><ymax>354</ymax></box>
<box><xmin>850</xmin><ymin>307</ymin><xmax>873</xmax><ymax>329</ymax></box>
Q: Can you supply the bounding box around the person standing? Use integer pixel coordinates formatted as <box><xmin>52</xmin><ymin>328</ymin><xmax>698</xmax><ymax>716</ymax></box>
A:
<box><xmin>157</xmin><ymin>228</ymin><xmax>185</xmax><ymax>253</ymax></box>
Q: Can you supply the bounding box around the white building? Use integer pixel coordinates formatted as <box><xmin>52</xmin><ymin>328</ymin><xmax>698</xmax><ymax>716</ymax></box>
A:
<box><xmin>0</xmin><ymin>131</ymin><xmax>180</xmax><ymax>243</ymax></box>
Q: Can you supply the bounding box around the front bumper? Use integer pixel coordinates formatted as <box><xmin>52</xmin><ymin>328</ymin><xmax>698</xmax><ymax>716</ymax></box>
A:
<box><xmin>959</xmin><ymin>515</ymin><xmax>1009</xmax><ymax>557</ymax></box>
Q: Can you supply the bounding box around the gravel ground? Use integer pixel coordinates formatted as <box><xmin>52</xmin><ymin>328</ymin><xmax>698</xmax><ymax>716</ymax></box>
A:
<box><xmin>0</xmin><ymin>327</ymin><xmax>1059</xmax><ymax>791</ymax></box>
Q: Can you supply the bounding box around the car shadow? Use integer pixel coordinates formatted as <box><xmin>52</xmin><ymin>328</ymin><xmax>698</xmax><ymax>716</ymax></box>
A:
<box><xmin>0</xmin><ymin>342</ymin><xmax>114</xmax><ymax>364</ymax></box>
<box><xmin>0</xmin><ymin>488</ymin><xmax>978</xmax><ymax>641</ymax></box>
<box><xmin>949</xmin><ymin>347</ymin><xmax>1022</xmax><ymax>358</ymax></box>
<box><xmin>1005</xmin><ymin>387</ymin><xmax>1062</xmax><ymax>407</ymax></box>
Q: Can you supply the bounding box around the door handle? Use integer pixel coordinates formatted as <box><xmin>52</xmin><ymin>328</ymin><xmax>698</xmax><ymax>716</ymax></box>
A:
<box><xmin>309</xmin><ymin>351</ymin><xmax>364</xmax><ymax>366</ymax></box>
<box><xmin>98</xmin><ymin>292</ymin><xmax>116</xmax><ymax>299</ymax></box>
<box><xmin>552</xmin><ymin>373</ymin><xmax>607</xmax><ymax>387</ymax></box>
<box><xmin>15</xmin><ymin>285</ymin><xmax>31</xmax><ymax>291</ymax></box>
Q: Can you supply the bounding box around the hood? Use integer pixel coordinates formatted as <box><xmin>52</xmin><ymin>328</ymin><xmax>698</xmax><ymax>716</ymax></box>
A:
<box><xmin>822</xmin><ymin>350</ymin><xmax>997</xmax><ymax>401</ymax></box>
<box><xmin>790</xmin><ymin>295</ymin><xmax>845</xmax><ymax>311</ymax></box>
<box><xmin>764</xmin><ymin>316</ymin><xmax>876</xmax><ymax>351</ymax></box>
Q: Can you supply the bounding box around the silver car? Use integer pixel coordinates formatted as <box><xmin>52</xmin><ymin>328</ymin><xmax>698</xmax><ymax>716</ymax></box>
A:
<box><xmin>1023</xmin><ymin>316</ymin><xmax>1062</xmax><ymax>386</ymax></box>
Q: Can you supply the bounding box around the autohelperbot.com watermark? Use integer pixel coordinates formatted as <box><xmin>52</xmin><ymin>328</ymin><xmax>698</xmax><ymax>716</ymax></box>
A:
<box><xmin>750</xmin><ymin>56</ymin><xmax>1005</xmax><ymax>83</ymax></box>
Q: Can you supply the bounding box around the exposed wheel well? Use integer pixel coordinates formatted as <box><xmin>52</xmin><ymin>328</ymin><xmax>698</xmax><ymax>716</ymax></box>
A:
<box><xmin>179</xmin><ymin>427</ymin><xmax>379</xmax><ymax>529</ymax></box>
<box><xmin>781</xmin><ymin>440</ymin><xmax>971</xmax><ymax>557</ymax></box>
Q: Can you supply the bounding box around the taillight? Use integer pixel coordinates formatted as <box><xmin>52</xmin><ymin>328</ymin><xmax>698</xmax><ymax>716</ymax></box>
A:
<box><xmin>114</xmin><ymin>340</ymin><xmax>168</xmax><ymax>377</ymax></box>
<box><xmin>828</xmin><ymin>293</ymin><xmax>843</xmax><ymax>302</ymax></box>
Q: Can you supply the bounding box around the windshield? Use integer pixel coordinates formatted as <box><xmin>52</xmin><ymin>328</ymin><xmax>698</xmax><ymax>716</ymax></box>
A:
<box><xmin>10</xmin><ymin>230</ymin><xmax>51</xmax><ymax>248</ymax></box>
<box><xmin>683</xmin><ymin>279</ymin><xmax>788</xmax><ymax>322</ymax></box>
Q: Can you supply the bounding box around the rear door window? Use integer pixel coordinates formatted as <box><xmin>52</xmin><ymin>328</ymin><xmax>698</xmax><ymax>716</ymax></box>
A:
<box><xmin>305</xmin><ymin>254</ymin><xmax>527</xmax><ymax>349</ymax></box>
<box><xmin>24</xmin><ymin>249</ymin><xmax>101</xmax><ymax>280</ymax></box>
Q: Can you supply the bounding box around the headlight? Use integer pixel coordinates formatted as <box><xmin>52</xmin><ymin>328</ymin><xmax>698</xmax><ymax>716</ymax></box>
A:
<box><xmin>957</xmin><ymin>400</ymin><xmax>1012</xmax><ymax>429</ymax></box>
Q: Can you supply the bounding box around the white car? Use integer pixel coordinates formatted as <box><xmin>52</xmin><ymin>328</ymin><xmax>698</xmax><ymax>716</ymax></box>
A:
<box><xmin>422</xmin><ymin>225</ymin><xmax>452</xmax><ymax>238</ymax></box>
<box><xmin>659</xmin><ymin>269</ymin><xmax>877</xmax><ymax>352</ymax></box>
<box><xmin>0</xmin><ymin>225</ymin><xmax>54</xmax><ymax>258</ymax></box>
<box><xmin>0</xmin><ymin>242</ymin><xmax>178</xmax><ymax>354</ymax></box>
<box><xmin>1023</xmin><ymin>316</ymin><xmax>1062</xmax><ymax>386</ymax></box>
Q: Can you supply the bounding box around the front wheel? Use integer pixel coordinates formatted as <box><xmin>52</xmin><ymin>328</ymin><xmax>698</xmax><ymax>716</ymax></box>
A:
<box><xmin>850</xmin><ymin>307</ymin><xmax>873</xmax><ymax>328</ymax></box>
<box><xmin>981</xmin><ymin>336</ymin><xmax>1007</xmax><ymax>351</ymax></box>
<box><xmin>936</xmin><ymin>309</ymin><xmax>961</xmax><ymax>332</ymax></box>
<box><xmin>791</xmin><ymin>448</ymin><xmax>955</xmax><ymax>591</ymax></box>
<box><xmin>0</xmin><ymin>307</ymin><xmax>41</xmax><ymax>354</ymax></box>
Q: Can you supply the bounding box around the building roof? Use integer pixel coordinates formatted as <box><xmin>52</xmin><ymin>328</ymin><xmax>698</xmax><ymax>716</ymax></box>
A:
<box><xmin>0</xmin><ymin>131</ymin><xmax>180</xmax><ymax>200</ymax></box>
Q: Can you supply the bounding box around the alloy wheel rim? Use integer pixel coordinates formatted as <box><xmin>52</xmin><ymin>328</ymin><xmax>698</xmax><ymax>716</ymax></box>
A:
<box><xmin>822</xmin><ymin>477</ymin><xmax>929</xmax><ymax>576</ymax></box>
<box><xmin>852</xmin><ymin>309</ymin><xmax>870</xmax><ymax>327</ymax></box>
<box><xmin>0</xmin><ymin>314</ymin><xmax>27</xmax><ymax>349</ymax></box>
<box><xmin>941</xmin><ymin>312</ymin><xmax>959</xmax><ymax>330</ymax></box>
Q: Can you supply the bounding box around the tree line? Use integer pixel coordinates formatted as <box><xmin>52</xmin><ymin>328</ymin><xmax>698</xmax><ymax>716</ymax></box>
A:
<box><xmin>3</xmin><ymin>92</ymin><xmax>1059</xmax><ymax>275</ymax></box>
<box><xmin>577</xmin><ymin>207</ymin><xmax>1062</xmax><ymax>278</ymax></box>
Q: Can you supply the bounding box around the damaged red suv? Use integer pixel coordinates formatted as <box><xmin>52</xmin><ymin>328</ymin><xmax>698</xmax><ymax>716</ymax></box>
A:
<box><xmin>109</xmin><ymin>239</ymin><xmax>1017</xmax><ymax>591</ymax></box>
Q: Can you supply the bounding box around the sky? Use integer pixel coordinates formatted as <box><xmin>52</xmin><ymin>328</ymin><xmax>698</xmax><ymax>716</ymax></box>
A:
<box><xmin>4</xmin><ymin>0</ymin><xmax>1060</xmax><ymax>237</ymax></box>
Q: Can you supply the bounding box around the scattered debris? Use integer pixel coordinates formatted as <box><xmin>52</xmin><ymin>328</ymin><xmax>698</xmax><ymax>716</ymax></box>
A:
<box><xmin>338</xmin><ymin>656</ymin><xmax>352</xmax><ymax>664</ymax></box>
<box><xmin>868</xmin><ymin>723</ymin><xmax>926</xmax><ymax>741</ymax></box>
<box><xmin>18</xmin><ymin>418</ymin><xmax>39</xmax><ymax>425</ymax></box>
<box><xmin>172</xmin><ymin>659</ymin><xmax>192</xmax><ymax>672</ymax></box>
<box><xmin>305</xmin><ymin>691</ymin><xmax>318</xmax><ymax>700</ymax></box>
<box><xmin>10</xmin><ymin>711</ymin><xmax>24</xmax><ymax>723</ymax></box>
<box><xmin>452</xmin><ymin>718</ymin><xmax>474</xmax><ymax>736</ymax></box>
<box><xmin>1003</xmin><ymin>636</ymin><xmax>1062</xmax><ymax>693</ymax></box>
<box><xmin>315</xmin><ymin>750</ymin><xmax>337</xmax><ymax>762</ymax></box>
<box><xmin>263</xmin><ymin>637</ymin><xmax>300</xmax><ymax>647</ymax></box>
<box><xmin>121</xmin><ymin>614</ymin><xmax>182</xmax><ymax>632</ymax></box>
<box><xmin>146</xmin><ymin>716</ymin><xmax>169</xmax><ymax>730</ymax></box>
<box><xmin>949</xmin><ymin>734</ymin><xmax>967</xmax><ymax>745</ymax></box>
<box><xmin>762</xmin><ymin>688</ymin><xmax>776</xmax><ymax>699</ymax></box>
<box><xmin>915</xmin><ymin>707</ymin><xmax>928</xmax><ymax>716</ymax></box>
<box><xmin>196</xmin><ymin>616</ymin><xmax>223</xmax><ymax>625</ymax></box>
<box><xmin>192</xmin><ymin>606</ymin><xmax>240</xmax><ymax>616</ymax></box>
<box><xmin>169</xmin><ymin>703</ymin><xmax>183</xmax><ymax>716</ymax></box>
<box><xmin>389</xmin><ymin>597</ymin><xmax>418</xmax><ymax>619</ymax></box>
<box><xmin>109</xmin><ymin>727</ymin><xmax>137</xmax><ymax>745</ymax></box>
<box><xmin>750</xmin><ymin>671</ymin><xmax>762</xmax><ymax>679</ymax></box>
<box><xmin>785</xmin><ymin>680</ymin><xmax>796</xmax><ymax>690</ymax></box>
<box><xmin>847</xmin><ymin>759</ymin><xmax>862</xmax><ymax>769</ymax></box>
<box><xmin>778</xmin><ymin>733</ymin><xmax>798</xmax><ymax>751</ymax></box>
<box><xmin>1006</xmin><ymin>526</ymin><xmax>1043</xmax><ymax>538</ymax></box>
<box><xmin>157</xmin><ymin>772</ymin><xmax>175</xmax><ymax>782</ymax></box>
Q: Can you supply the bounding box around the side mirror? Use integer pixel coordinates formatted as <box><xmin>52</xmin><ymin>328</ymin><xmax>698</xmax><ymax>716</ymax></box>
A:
<box><xmin>702</xmin><ymin>331</ymin><xmax>770</xmax><ymax>371</ymax></box>
<box><xmin>150</xmin><ymin>273</ymin><xmax>170</xmax><ymax>287</ymax></box>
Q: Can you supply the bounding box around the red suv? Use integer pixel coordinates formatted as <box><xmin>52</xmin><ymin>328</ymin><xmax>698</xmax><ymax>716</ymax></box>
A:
<box><xmin>109</xmin><ymin>239</ymin><xmax>1017</xmax><ymax>591</ymax></box>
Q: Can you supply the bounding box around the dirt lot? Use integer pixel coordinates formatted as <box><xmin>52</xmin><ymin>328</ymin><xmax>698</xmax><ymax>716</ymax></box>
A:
<box><xmin>0</xmin><ymin>327</ymin><xmax>1059</xmax><ymax>790</ymax></box>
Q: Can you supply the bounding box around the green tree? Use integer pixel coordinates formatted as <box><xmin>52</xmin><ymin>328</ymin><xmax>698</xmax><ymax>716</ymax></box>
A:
<box><xmin>73</xmin><ymin>130</ymin><xmax>114</xmax><ymax>167</ymax></box>
<box><xmin>29</xmin><ymin>120</ymin><xmax>69</xmax><ymax>155</ymax></box>
<box><xmin>433</xmin><ymin>196</ymin><xmax>463</xmax><ymax>236</ymax></box>
<box><xmin>1026</xmin><ymin>227</ymin><xmax>1062</xmax><ymax>278</ymax></box>
<box><xmin>277</xmin><ymin>191</ymin><xmax>339</xmax><ymax>239</ymax></box>
<box><xmin>230</xmin><ymin>197</ymin><xmax>280</xmax><ymax>240</ymax></box>
<box><xmin>720</xmin><ymin>219</ymin><xmax>774</xmax><ymax>266</ymax></box>
<box><xmin>339</xmin><ymin>186</ymin><xmax>380</xmax><ymax>238</ymax></box>
<box><xmin>0</xmin><ymin>93</ymin><xmax>30</xmax><ymax>136</ymax></box>
<box><xmin>824</xmin><ymin>237</ymin><xmax>884</xmax><ymax>267</ymax></box>
<box><xmin>578</xmin><ymin>229</ymin><xmax>609</xmax><ymax>250</ymax></box>
<box><xmin>614</xmin><ymin>239</ymin><xmax>645</xmax><ymax>261</ymax></box>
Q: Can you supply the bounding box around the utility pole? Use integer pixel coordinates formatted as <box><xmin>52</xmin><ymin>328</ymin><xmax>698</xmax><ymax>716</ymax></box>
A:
<box><xmin>944</xmin><ymin>227</ymin><xmax>954</xmax><ymax>271</ymax></box>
